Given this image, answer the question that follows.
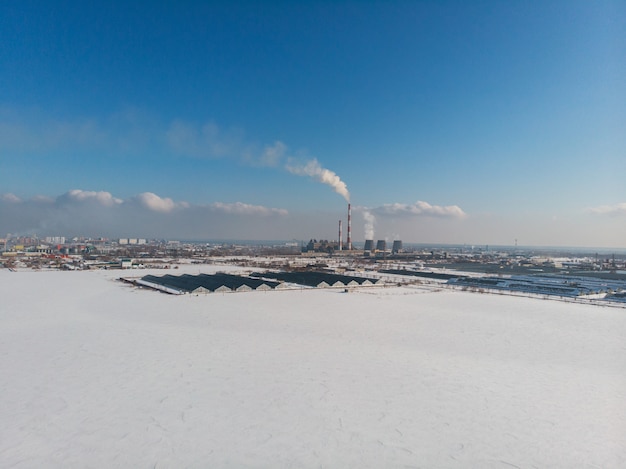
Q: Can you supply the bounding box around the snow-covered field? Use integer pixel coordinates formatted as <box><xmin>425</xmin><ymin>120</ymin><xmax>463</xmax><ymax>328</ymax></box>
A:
<box><xmin>1</xmin><ymin>267</ymin><xmax>625</xmax><ymax>468</ymax></box>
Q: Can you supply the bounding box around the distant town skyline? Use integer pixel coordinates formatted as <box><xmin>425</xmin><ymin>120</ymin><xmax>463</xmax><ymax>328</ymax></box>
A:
<box><xmin>1</xmin><ymin>1</ymin><xmax>625</xmax><ymax>247</ymax></box>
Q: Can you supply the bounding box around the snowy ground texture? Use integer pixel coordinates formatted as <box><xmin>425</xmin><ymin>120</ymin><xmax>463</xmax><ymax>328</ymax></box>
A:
<box><xmin>1</xmin><ymin>267</ymin><xmax>625</xmax><ymax>468</ymax></box>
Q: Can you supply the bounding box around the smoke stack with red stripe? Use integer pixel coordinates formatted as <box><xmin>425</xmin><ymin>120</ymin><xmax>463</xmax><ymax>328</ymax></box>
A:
<box><xmin>338</xmin><ymin>220</ymin><xmax>343</xmax><ymax>251</ymax></box>
<box><xmin>347</xmin><ymin>203</ymin><xmax>352</xmax><ymax>251</ymax></box>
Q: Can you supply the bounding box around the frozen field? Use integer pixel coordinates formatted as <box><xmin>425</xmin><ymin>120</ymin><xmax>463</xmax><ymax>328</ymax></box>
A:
<box><xmin>1</xmin><ymin>267</ymin><xmax>625</xmax><ymax>468</ymax></box>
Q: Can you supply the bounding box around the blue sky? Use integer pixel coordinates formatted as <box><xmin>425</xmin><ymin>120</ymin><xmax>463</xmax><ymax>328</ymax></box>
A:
<box><xmin>1</xmin><ymin>1</ymin><xmax>625</xmax><ymax>247</ymax></box>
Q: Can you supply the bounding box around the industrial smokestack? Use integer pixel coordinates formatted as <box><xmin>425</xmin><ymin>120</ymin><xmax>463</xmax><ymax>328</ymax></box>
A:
<box><xmin>338</xmin><ymin>220</ymin><xmax>343</xmax><ymax>251</ymax></box>
<box><xmin>347</xmin><ymin>203</ymin><xmax>352</xmax><ymax>251</ymax></box>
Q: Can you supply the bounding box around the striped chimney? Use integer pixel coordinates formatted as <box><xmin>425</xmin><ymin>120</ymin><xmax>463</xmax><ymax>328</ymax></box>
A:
<box><xmin>338</xmin><ymin>220</ymin><xmax>343</xmax><ymax>251</ymax></box>
<box><xmin>347</xmin><ymin>203</ymin><xmax>352</xmax><ymax>250</ymax></box>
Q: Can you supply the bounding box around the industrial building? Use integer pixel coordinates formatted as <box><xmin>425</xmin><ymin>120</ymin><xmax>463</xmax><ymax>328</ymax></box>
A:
<box><xmin>448</xmin><ymin>274</ymin><xmax>626</xmax><ymax>298</ymax></box>
<box><xmin>136</xmin><ymin>273</ymin><xmax>282</xmax><ymax>294</ymax></box>
<box><xmin>134</xmin><ymin>270</ymin><xmax>381</xmax><ymax>294</ymax></box>
<box><xmin>250</xmin><ymin>271</ymin><xmax>380</xmax><ymax>288</ymax></box>
<box><xmin>383</xmin><ymin>269</ymin><xmax>626</xmax><ymax>301</ymax></box>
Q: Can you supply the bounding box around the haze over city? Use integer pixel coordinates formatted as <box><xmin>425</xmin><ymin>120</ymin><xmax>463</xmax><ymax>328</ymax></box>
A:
<box><xmin>1</xmin><ymin>1</ymin><xmax>624</xmax><ymax>247</ymax></box>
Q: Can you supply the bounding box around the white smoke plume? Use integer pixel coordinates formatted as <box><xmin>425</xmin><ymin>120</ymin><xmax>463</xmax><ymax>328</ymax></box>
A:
<box><xmin>259</xmin><ymin>141</ymin><xmax>287</xmax><ymax>167</ymax></box>
<box><xmin>363</xmin><ymin>209</ymin><xmax>376</xmax><ymax>240</ymax></box>
<box><xmin>285</xmin><ymin>158</ymin><xmax>350</xmax><ymax>202</ymax></box>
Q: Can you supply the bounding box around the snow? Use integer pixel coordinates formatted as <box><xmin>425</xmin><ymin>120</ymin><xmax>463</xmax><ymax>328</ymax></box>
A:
<box><xmin>1</xmin><ymin>267</ymin><xmax>625</xmax><ymax>468</ymax></box>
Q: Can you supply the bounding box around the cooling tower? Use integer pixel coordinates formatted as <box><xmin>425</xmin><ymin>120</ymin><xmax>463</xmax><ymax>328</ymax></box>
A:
<box><xmin>392</xmin><ymin>240</ymin><xmax>403</xmax><ymax>254</ymax></box>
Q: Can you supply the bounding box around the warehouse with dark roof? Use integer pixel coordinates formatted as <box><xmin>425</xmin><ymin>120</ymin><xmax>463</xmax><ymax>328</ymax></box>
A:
<box><xmin>133</xmin><ymin>271</ymin><xmax>380</xmax><ymax>294</ymax></box>
<box><xmin>136</xmin><ymin>273</ymin><xmax>281</xmax><ymax>294</ymax></box>
<box><xmin>250</xmin><ymin>271</ymin><xmax>380</xmax><ymax>288</ymax></box>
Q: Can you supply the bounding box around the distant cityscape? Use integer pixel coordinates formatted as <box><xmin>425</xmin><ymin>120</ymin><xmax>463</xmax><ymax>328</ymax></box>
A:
<box><xmin>2</xmin><ymin>234</ymin><xmax>625</xmax><ymax>271</ymax></box>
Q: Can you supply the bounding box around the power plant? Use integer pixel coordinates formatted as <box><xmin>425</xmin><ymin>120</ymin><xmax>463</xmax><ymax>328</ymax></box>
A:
<box><xmin>337</xmin><ymin>202</ymin><xmax>402</xmax><ymax>255</ymax></box>
<box><xmin>305</xmin><ymin>202</ymin><xmax>402</xmax><ymax>256</ymax></box>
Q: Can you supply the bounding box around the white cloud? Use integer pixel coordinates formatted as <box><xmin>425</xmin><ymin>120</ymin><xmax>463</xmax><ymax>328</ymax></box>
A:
<box><xmin>64</xmin><ymin>190</ymin><xmax>123</xmax><ymax>206</ymax></box>
<box><xmin>0</xmin><ymin>189</ymin><xmax>290</xmax><ymax>238</ymax></box>
<box><xmin>133</xmin><ymin>192</ymin><xmax>179</xmax><ymax>213</ymax></box>
<box><xmin>371</xmin><ymin>201</ymin><xmax>467</xmax><ymax>219</ymax></box>
<box><xmin>1</xmin><ymin>193</ymin><xmax>21</xmax><ymax>203</ymax></box>
<box><xmin>587</xmin><ymin>203</ymin><xmax>626</xmax><ymax>216</ymax></box>
<box><xmin>210</xmin><ymin>202</ymin><xmax>288</xmax><ymax>216</ymax></box>
<box><xmin>31</xmin><ymin>195</ymin><xmax>55</xmax><ymax>203</ymax></box>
